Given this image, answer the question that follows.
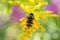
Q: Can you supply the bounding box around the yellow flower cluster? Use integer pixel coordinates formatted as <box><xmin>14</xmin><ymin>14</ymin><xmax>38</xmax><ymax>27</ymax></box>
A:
<box><xmin>18</xmin><ymin>11</ymin><xmax>58</xmax><ymax>40</ymax></box>
<box><xmin>0</xmin><ymin>0</ymin><xmax>58</xmax><ymax>40</ymax></box>
<box><xmin>8</xmin><ymin>0</ymin><xmax>48</xmax><ymax>13</ymax></box>
<box><xmin>2</xmin><ymin>0</ymin><xmax>57</xmax><ymax>40</ymax></box>
<box><xmin>20</xmin><ymin>1</ymin><xmax>48</xmax><ymax>13</ymax></box>
<box><xmin>9</xmin><ymin>1</ymin><xmax>20</xmax><ymax>5</ymax></box>
<box><xmin>18</xmin><ymin>0</ymin><xmax>58</xmax><ymax>40</ymax></box>
<box><xmin>19</xmin><ymin>26</ymin><xmax>36</xmax><ymax>40</ymax></box>
<box><xmin>18</xmin><ymin>17</ymin><xmax>46</xmax><ymax>40</ymax></box>
<box><xmin>34</xmin><ymin>11</ymin><xmax>58</xmax><ymax>20</ymax></box>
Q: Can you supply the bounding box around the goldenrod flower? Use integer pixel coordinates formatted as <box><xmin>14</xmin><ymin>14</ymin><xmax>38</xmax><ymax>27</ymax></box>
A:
<box><xmin>19</xmin><ymin>33</ymin><xmax>28</xmax><ymax>40</ymax></box>
<box><xmin>9</xmin><ymin>1</ymin><xmax>20</xmax><ymax>5</ymax></box>
<box><xmin>19</xmin><ymin>1</ymin><xmax>48</xmax><ymax>13</ymax></box>
<box><xmin>16</xmin><ymin>0</ymin><xmax>58</xmax><ymax>40</ymax></box>
<box><xmin>18</xmin><ymin>11</ymin><xmax>57</xmax><ymax>40</ymax></box>
<box><xmin>39</xmin><ymin>26</ymin><xmax>46</xmax><ymax>32</ymax></box>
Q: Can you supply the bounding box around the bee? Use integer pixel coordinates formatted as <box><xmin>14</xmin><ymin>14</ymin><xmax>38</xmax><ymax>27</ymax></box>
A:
<box><xmin>26</xmin><ymin>13</ymin><xmax>34</xmax><ymax>28</ymax></box>
<box><xmin>19</xmin><ymin>12</ymin><xmax>46</xmax><ymax>32</ymax></box>
<box><xmin>19</xmin><ymin>12</ymin><xmax>46</xmax><ymax>39</ymax></box>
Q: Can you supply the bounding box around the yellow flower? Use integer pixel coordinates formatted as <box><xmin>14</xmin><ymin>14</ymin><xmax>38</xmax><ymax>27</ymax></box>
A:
<box><xmin>9</xmin><ymin>1</ymin><xmax>13</xmax><ymax>5</ymax></box>
<box><xmin>22</xmin><ymin>26</ymin><xmax>27</xmax><ymax>31</ymax></box>
<box><xmin>33</xmin><ymin>1</ymin><xmax>48</xmax><ymax>10</ymax></box>
<box><xmin>37</xmin><ymin>11</ymin><xmax>58</xmax><ymax>19</ymax></box>
<box><xmin>19</xmin><ymin>33</ymin><xmax>28</xmax><ymax>40</ymax></box>
<box><xmin>18</xmin><ymin>0</ymin><xmax>58</xmax><ymax>40</ymax></box>
<box><xmin>29</xmin><ymin>0</ymin><xmax>35</xmax><ymax>5</ymax></box>
<box><xmin>24</xmin><ymin>5</ymin><xmax>31</xmax><ymax>13</ymax></box>
<box><xmin>20</xmin><ymin>3</ymin><xmax>25</xmax><ymax>9</ymax></box>
<box><xmin>9</xmin><ymin>1</ymin><xmax>20</xmax><ymax>5</ymax></box>
<box><xmin>32</xmin><ymin>27</ymin><xmax>36</xmax><ymax>32</ymax></box>
<box><xmin>14</xmin><ymin>1</ymin><xmax>20</xmax><ymax>4</ymax></box>
<box><xmin>39</xmin><ymin>26</ymin><xmax>46</xmax><ymax>32</ymax></box>
<box><xmin>27</xmin><ymin>33</ymin><xmax>32</xmax><ymax>38</ymax></box>
<box><xmin>50</xmin><ymin>14</ymin><xmax>58</xmax><ymax>17</ymax></box>
<box><xmin>19</xmin><ymin>1</ymin><xmax>48</xmax><ymax>13</ymax></box>
<box><xmin>19</xmin><ymin>34</ymin><xmax>24</xmax><ymax>38</ymax></box>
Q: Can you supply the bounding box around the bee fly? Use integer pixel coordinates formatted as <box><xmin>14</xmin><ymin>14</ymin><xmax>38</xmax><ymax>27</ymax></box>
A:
<box><xmin>26</xmin><ymin>13</ymin><xmax>34</xmax><ymax>28</ymax></box>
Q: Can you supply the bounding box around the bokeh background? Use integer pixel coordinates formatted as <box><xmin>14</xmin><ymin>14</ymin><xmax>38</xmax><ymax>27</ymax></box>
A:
<box><xmin>0</xmin><ymin>0</ymin><xmax>60</xmax><ymax>40</ymax></box>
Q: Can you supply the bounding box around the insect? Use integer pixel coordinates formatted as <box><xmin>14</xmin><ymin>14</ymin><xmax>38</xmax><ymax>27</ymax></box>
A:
<box><xmin>19</xmin><ymin>12</ymin><xmax>45</xmax><ymax>30</ymax></box>
<box><xmin>18</xmin><ymin>12</ymin><xmax>46</xmax><ymax>39</ymax></box>
<box><xmin>26</xmin><ymin>13</ymin><xmax>34</xmax><ymax>28</ymax></box>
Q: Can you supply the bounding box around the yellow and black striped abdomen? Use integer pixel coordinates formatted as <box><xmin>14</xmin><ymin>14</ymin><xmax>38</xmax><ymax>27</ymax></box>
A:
<box><xmin>26</xmin><ymin>13</ymin><xmax>34</xmax><ymax>28</ymax></box>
